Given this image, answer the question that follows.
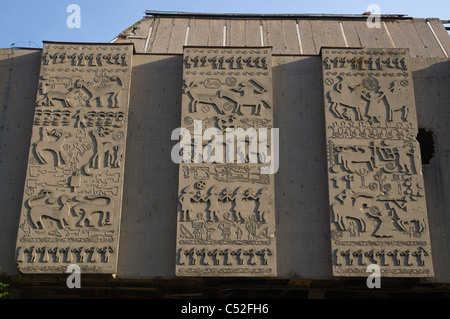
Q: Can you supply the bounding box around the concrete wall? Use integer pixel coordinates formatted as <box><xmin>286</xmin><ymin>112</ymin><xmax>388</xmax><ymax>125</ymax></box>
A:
<box><xmin>0</xmin><ymin>49</ymin><xmax>449</xmax><ymax>282</ymax></box>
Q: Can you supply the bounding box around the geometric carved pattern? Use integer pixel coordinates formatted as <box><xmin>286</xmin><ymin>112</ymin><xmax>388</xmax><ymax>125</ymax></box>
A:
<box><xmin>175</xmin><ymin>47</ymin><xmax>276</xmax><ymax>276</ymax></box>
<box><xmin>322</xmin><ymin>48</ymin><xmax>434</xmax><ymax>277</ymax></box>
<box><xmin>15</xmin><ymin>42</ymin><xmax>133</xmax><ymax>274</ymax></box>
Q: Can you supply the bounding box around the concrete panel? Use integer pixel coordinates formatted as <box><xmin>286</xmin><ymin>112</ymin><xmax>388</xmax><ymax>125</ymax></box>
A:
<box><xmin>321</xmin><ymin>48</ymin><xmax>434</xmax><ymax>277</ymax></box>
<box><xmin>175</xmin><ymin>47</ymin><xmax>276</xmax><ymax>277</ymax></box>
<box><xmin>0</xmin><ymin>49</ymin><xmax>448</xmax><ymax>282</ymax></box>
<box><xmin>14</xmin><ymin>42</ymin><xmax>134</xmax><ymax>275</ymax></box>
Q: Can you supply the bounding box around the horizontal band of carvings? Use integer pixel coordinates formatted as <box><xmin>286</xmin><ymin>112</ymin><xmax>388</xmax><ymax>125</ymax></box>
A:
<box><xmin>177</xmin><ymin>267</ymin><xmax>273</xmax><ymax>274</ymax></box>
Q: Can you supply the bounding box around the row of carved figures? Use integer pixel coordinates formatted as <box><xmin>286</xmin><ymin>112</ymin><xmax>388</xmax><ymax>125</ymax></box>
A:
<box><xmin>179</xmin><ymin>184</ymin><xmax>271</xmax><ymax>223</ymax></box>
<box><xmin>34</xmin><ymin>109</ymin><xmax>125</xmax><ymax>128</ymax></box>
<box><xmin>334</xmin><ymin>247</ymin><xmax>429</xmax><ymax>267</ymax></box>
<box><xmin>42</xmin><ymin>52</ymin><xmax>128</xmax><ymax>67</ymax></box>
<box><xmin>177</xmin><ymin>247</ymin><xmax>272</xmax><ymax>266</ymax></box>
<box><xmin>33</xmin><ymin>127</ymin><xmax>124</xmax><ymax>169</ymax></box>
<box><xmin>323</xmin><ymin>56</ymin><xmax>407</xmax><ymax>70</ymax></box>
<box><xmin>17</xmin><ymin>245</ymin><xmax>114</xmax><ymax>263</ymax></box>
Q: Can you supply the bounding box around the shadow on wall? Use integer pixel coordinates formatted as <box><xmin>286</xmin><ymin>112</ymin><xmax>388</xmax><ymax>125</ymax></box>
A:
<box><xmin>118</xmin><ymin>55</ymin><xmax>335</xmax><ymax>279</ymax></box>
<box><xmin>118</xmin><ymin>55</ymin><xmax>182</xmax><ymax>278</ymax></box>
<box><xmin>272</xmin><ymin>56</ymin><xmax>333</xmax><ymax>279</ymax></box>
<box><xmin>0</xmin><ymin>49</ymin><xmax>41</xmax><ymax>275</ymax></box>
<box><xmin>412</xmin><ymin>59</ymin><xmax>450</xmax><ymax>283</ymax></box>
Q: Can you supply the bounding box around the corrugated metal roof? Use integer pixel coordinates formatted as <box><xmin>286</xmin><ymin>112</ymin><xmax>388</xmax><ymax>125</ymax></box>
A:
<box><xmin>112</xmin><ymin>12</ymin><xmax>450</xmax><ymax>58</ymax></box>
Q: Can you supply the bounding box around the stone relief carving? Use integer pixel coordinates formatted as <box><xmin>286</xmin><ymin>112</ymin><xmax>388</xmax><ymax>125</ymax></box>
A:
<box><xmin>15</xmin><ymin>42</ymin><xmax>133</xmax><ymax>274</ymax></box>
<box><xmin>322</xmin><ymin>49</ymin><xmax>434</xmax><ymax>277</ymax></box>
<box><xmin>176</xmin><ymin>47</ymin><xmax>276</xmax><ymax>276</ymax></box>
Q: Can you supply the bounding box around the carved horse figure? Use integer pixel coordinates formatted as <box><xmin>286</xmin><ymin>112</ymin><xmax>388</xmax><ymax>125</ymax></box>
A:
<box><xmin>33</xmin><ymin>127</ymin><xmax>70</xmax><ymax>166</ymax></box>
<box><xmin>219</xmin><ymin>81</ymin><xmax>271</xmax><ymax>116</ymax></box>
<box><xmin>76</xmin><ymin>77</ymin><xmax>123</xmax><ymax>108</ymax></box>
<box><xmin>37</xmin><ymin>83</ymin><xmax>77</xmax><ymax>107</ymax></box>
<box><xmin>327</xmin><ymin>77</ymin><xmax>366</xmax><ymax>120</ymax></box>
<box><xmin>183</xmin><ymin>81</ymin><xmax>224</xmax><ymax>114</ymax></box>
<box><xmin>331</xmin><ymin>189</ymin><xmax>372</xmax><ymax>232</ymax></box>
<box><xmin>72</xmin><ymin>195</ymin><xmax>114</xmax><ymax>227</ymax></box>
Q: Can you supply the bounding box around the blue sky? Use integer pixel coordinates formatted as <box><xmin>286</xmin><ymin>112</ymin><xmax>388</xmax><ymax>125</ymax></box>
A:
<box><xmin>1</xmin><ymin>0</ymin><xmax>449</xmax><ymax>48</ymax></box>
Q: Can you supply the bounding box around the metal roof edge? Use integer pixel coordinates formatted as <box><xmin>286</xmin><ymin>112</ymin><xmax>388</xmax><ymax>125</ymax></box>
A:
<box><xmin>143</xmin><ymin>10</ymin><xmax>412</xmax><ymax>20</ymax></box>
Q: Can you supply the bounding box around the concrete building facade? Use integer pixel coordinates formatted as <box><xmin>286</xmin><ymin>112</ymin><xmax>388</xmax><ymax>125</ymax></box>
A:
<box><xmin>0</xmin><ymin>11</ymin><xmax>449</xmax><ymax>298</ymax></box>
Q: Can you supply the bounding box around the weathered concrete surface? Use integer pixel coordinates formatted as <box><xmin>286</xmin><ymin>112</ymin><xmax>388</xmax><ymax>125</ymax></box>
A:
<box><xmin>175</xmin><ymin>47</ymin><xmax>276</xmax><ymax>277</ymax></box>
<box><xmin>321</xmin><ymin>48</ymin><xmax>434</xmax><ymax>277</ymax></box>
<box><xmin>0</xmin><ymin>49</ymin><xmax>449</xmax><ymax>282</ymax></box>
<box><xmin>14</xmin><ymin>42</ymin><xmax>134</xmax><ymax>275</ymax></box>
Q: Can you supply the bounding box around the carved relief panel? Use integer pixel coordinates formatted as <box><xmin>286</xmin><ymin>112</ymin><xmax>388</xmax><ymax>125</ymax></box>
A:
<box><xmin>176</xmin><ymin>47</ymin><xmax>276</xmax><ymax>276</ymax></box>
<box><xmin>15</xmin><ymin>42</ymin><xmax>133</xmax><ymax>274</ymax></box>
<box><xmin>322</xmin><ymin>48</ymin><xmax>434</xmax><ymax>277</ymax></box>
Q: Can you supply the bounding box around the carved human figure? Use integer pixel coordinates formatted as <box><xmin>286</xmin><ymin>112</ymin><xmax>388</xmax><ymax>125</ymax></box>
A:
<box><xmin>206</xmin><ymin>186</ymin><xmax>221</xmax><ymax>222</ymax></box>
<box><xmin>366</xmin><ymin>205</ymin><xmax>394</xmax><ymax>238</ymax></box>
<box><xmin>245</xmin><ymin>215</ymin><xmax>267</xmax><ymax>240</ymax></box>
<box><xmin>255</xmin><ymin>187</ymin><xmax>271</xmax><ymax>223</ymax></box>
<box><xmin>191</xmin><ymin>213</ymin><xmax>208</xmax><ymax>240</ymax></box>
<box><xmin>363</xmin><ymin>91</ymin><xmax>385</xmax><ymax>122</ymax></box>
<box><xmin>218</xmin><ymin>212</ymin><xmax>237</xmax><ymax>240</ymax></box>
<box><xmin>179</xmin><ymin>186</ymin><xmax>194</xmax><ymax>221</ymax></box>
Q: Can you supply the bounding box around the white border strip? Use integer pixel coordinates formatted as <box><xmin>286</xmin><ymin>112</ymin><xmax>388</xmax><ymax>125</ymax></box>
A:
<box><xmin>427</xmin><ymin>21</ymin><xmax>449</xmax><ymax>58</ymax></box>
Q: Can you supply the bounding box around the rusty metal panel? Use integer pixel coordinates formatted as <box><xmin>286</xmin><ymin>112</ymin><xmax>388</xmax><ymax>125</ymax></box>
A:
<box><xmin>176</xmin><ymin>47</ymin><xmax>276</xmax><ymax>276</ymax></box>
<box><xmin>15</xmin><ymin>42</ymin><xmax>134</xmax><ymax>275</ymax></box>
<box><xmin>322</xmin><ymin>48</ymin><xmax>434</xmax><ymax>277</ymax></box>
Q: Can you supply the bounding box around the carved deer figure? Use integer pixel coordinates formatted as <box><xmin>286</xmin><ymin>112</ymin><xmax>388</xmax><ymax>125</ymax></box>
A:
<box><xmin>33</xmin><ymin>127</ymin><xmax>70</xmax><ymax>166</ymax></box>
<box><xmin>91</xmin><ymin>130</ymin><xmax>116</xmax><ymax>169</ymax></box>
<box><xmin>388</xmin><ymin>203</ymin><xmax>427</xmax><ymax>233</ymax></box>
<box><xmin>383</xmin><ymin>80</ymin><xmax>410</xmax><ymax>122</ymax></box>
<box><xmin>28</xmin><ymin>194</ymin><xmax>72</xmax><ymax>230</ymax></box>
